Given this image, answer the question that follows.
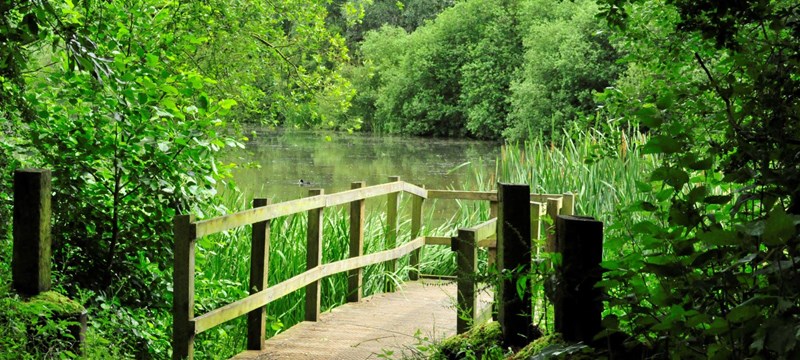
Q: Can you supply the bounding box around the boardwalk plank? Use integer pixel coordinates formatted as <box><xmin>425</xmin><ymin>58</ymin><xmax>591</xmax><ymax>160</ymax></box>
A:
<box><xmin>231</xmin><ymin>280</ymin><xmax>492</xmax><ymax>360</ymax></box>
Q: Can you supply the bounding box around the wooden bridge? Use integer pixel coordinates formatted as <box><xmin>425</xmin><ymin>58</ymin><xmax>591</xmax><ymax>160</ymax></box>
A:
<box><xmin>172</xmin><ymin>178</ymin><xmax>577</xmax><ymax>360</ymax></box>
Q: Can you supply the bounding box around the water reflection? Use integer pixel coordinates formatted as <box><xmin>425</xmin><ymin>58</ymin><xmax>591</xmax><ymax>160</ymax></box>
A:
<box><xmin>227</xmin><ymin>129</ymin><xmax>501</xmax><ymax>204</ymax></box>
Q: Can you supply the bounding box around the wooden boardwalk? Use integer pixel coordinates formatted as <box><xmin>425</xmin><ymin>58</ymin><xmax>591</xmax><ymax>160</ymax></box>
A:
<box><xmin>231</xmin><ymin>279</ymin><xmax>493</xmax><ymax>360</ymax></box>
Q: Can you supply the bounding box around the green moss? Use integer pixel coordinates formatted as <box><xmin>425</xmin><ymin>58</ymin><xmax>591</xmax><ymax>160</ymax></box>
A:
<box><xmin>510</xmin><ymin>333</ymin><xmax>564</xmax><ymax>359</ymax></box>
<box><xmin>19</xmin><ymin>291</ymin><xmax>85</xmax><ymax>316</ymax></box>
<box><xmin>434</xmin><ymin>322</ymin><xmax>505</xmax><ymax>359</ymax></box>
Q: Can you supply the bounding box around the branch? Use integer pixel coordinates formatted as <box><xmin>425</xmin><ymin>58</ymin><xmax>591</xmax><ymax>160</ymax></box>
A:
<box><xmin>250</xmin><ymin>33</ymin><xmax>311</xmax><ymax>88</ymax></box>
<box><xmin>694</xmin><ymin>52</ymin><xmax>750</xmax><ymax>141</ymax></box>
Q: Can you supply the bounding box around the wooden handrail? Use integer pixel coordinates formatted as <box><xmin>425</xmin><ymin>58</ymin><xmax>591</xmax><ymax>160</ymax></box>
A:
<box><xmin>192</xmin><ymin>237</ymin><xmax>425</xmax><ymax>334</ymax></box>
<box><xmin>174</xmin><ymin>178</ymin><xmax>577</xmax><ymax>360</ymax></box>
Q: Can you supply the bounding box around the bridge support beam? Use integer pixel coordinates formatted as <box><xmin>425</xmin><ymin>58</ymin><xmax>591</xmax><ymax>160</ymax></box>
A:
<box><xmin>497</xmin><ymin>183</ymin><xmax>533</xmax><ymax>347</ymax></box>
<box><xmin>384</xmin><ymin>176</ymin><xmax>400</xmax><ymax>292</ymax></box>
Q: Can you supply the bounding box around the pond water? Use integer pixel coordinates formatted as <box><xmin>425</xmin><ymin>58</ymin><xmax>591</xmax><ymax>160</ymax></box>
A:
<box><xmin>226</xmin><ymin>129</ymin><xmax>501</xmax><ymax>208</ymax></box>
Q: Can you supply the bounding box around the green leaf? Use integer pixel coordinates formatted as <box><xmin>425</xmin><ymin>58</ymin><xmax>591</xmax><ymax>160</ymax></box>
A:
<box><xmin>762</xmin><ymin>207</ymin><xmax>797</xmax><ymax>246</ymax></box>
<box><xmin>218</xmin><ymin>99</ymin><xmax>238</xmax><ymax>110</ymax></box>
<box><xmin>642</xmin><ymin>135</ymin><xmax>682</xmax><ymax>154</ymax></box>
<box><xmin>726</xmin><ymin>304</ymin><xmax>759</xmax><ymax>323</ymax></box>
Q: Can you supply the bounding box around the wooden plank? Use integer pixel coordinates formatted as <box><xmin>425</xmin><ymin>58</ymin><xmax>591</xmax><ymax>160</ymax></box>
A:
<box><xmin>409</xmin><ymin>193</ymin><xmax>424</xmax><ymax>280</ymax></box>
<box><xmin>455</xmin><ymin>229</ymin><xmax>477</xmax><ymax>334</ymax></box>
<box><xmin>385</xmin><ymin>176</ymin><xmax>400</xmax><ymax>292</ymax></box>
<box><xmin>348</xmin><ymin>182</ymin><xmax>366</xmax><ymax>303</ymax></box>
<box><xmin>173</xmin><ymin>215</ymin><xmax>196</xmax><ymax>360</ymax></box>
<box><xmin>12</xmin><ymin>169</ymin><xmax>52</xmax><ymax>296</ymax></box>
<box><xmin>247</xmin><ymin>199</ymin><xmax>270</xmax><ymax>350</ymax></box>
<box><xmin>324</xmin><ymin>182</ymin><xmax>404</xmax><ymax>207</ymax></box>
<box><xmin>530</xmin><ymin>194</ymin><xmax>565</xmax><ymax>203</ymax></box>
<box><xmin>192</xmin><ymin>238</ymin><xmax>426</xmax><ymax>334</ymax></box>
<box><xmin>195</xmin><ymin>196</ymin><xmax>325</xmax><ymax>238</ymax></box>
<box><xmin>466</xmin><ymin>218</ymin><xmax>497</xmax><ymax>241</ymax></box>
<box><xmin>425</xmin><ymin>236</ymin><xmax>452</xmax><ymax>246</ymax></box>
<box><xmin>419</xmin><ymin>274</ymin><xmax>458</xmax><ymax>280</ymax></box>
<box><xmin>427</xmin><ymin>190</ymin><xmax>497</xmax><ymax>201</ymax></box>
<box><xmin>306</xmin><ymin>189</ymin><xmax>324</xmax><ymax>322</ymax></box>
<box><xmin>402</xmin><ymin>182</ymin><xmax>429</xmax><ymax>199</ymax></box>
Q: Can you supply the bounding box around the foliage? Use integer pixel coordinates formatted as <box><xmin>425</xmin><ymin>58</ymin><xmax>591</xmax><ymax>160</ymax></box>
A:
<box><xmin>348</xmin><ymin>0</ymin><xmax>620</xmax><ymax>140</ymax></box>
<box><xmin>505</xmin><ymin>0</ymin><xmax>624</xmax><ymax>140</ymax></box>
<box><xmin>432</xmin><ymin>322</ymin><xmax>506</xmax><ymax>360</ymax></box>
<box><xmin>593</xmin><ymin>0</ymin><xmax>800</xmax><ymax>358</ymax></box>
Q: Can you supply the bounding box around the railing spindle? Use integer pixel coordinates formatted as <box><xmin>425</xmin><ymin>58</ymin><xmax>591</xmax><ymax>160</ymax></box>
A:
<box><xmin>348</xmin><ymin>182</ymin><xmax>366</xmax><ymax>302</ymax></box>
<box><xmin>409</xmin><ymin>191</ymin><xmax>424</xmax><ymax>280</ymax></box>
<box><xmin>248</xmin><ymin>198</ymin><xmax>270</xmax><ymax>350</ymax></box>
<box><xmin>305</xmin><ymin>189</ymin><xmax>324</xmax><ymax>321</ymax></box>
<box><xmin>385</xmin><ymin>176</ymin><xmax>400</xmax><ymax>292</ymax></box>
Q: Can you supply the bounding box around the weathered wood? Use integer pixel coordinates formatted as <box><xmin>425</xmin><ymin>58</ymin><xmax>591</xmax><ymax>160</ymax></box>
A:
<box><xmin>348</xmin><ymin>182</ymin><xmax>366</xmax><ymax>303</ymax></box>
<box><xmin>529</xmin><ymin>194</ymin><xmax>565</xmax><ymax>203</ymax></box>
<box><xmin>231</xmin><ymin>280</ymin><xmax>493</xmax><ymax>360</ymax></box>
<box><xmin>409</xmin><ymin>194</ymin><xmax>424</xmax><ymax>280</ymax></box>
<box><xmin>488</xmin><ymin>200</ymin><xmax>499</xmax><ymax>269</ymax></box>
<box><xmin>173</xmin><ymin>215</ymin><xmax>196</xmax><ymax>360</ymax></box>
<box><xmin>12</xmin><ymin>169</ymin><xmax>52</xmax><ymax>296</ymax></box>
<box><xmin>402</xmin><ymin>182</ymin><xmax>428</xmax><ymax>199</ymax></box>
<box><xmin>545</xmin><ymin>198</ymin><xmax>562</xmax><ymax>252</ymax></box>
<box><xmin>470</xmin><ymin>218</ymin><xmax>497</xmax><ymax>241</ymax></box>
<box><xmin>385</xmin><ymin>176</ymin><xmax>400</xmax><ymax>292</ymax></box>
<box><xmin>195</xmin><ymin>182</ymin><xmax>409</xmax><ymax>238</ymax></box>
<box><xmin>306</xmin><ymin>189</ymin><xmax>324</xmax><ymax>322</ymax></box>
<box><xmin>561</xmin><ymin>193</ymin><xmax>575</xmax><ymax>216</ymax></box>
<box><xmin>554</xmin><ymin>215</ymin><xmax>603</xmax><ymax>344</ymax></box>
<box><xmin>530</xmin><ymin>202</ymin><xmax>544</xmax><ymax>251</ymax></box>
<box><xmin>497</xmin><ymin>183</ymin><xmax>533</xmax><ymax>347</ymax></box>
<box><xmin>192</xmin><ymin>238</ymin><xmax>426</xmax><ymax>334</ymax></box>
<box><xmin>247</xmin><ymin>199</ymin><xmax>270</xmax><ymax>350</ymax></box>
<box><xmin>455</xmin><ymin>229</ymin><xmax>477</xmax><ymax>334</ymax></box>
<box><xmin>425</xmin><ymin>236</ymin><xmax>454</xmax><ymax>246</ymax></box>
<box><xmin>427</xmin><ymin>190</ymin><xmax>496</xmax><ymax>201</ymax></box>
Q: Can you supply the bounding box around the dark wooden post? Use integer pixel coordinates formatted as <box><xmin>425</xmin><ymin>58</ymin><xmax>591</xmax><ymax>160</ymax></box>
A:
<box><xmin>12</xmin><ymin>169</ymin><xmax>52</xmax><ymax>295</ymax></box>
<box><xmin>455</xmin><ymin>228</ymin><xmax>477</xmax><ymax>334</ymax></box>
<box><xmin>497</xmin><ymin>183</ymin><xmax>533</xmax><ymax>347</ymax></box>
<box><xmin>305</xmin><ymin>189</ymin><xmax>324</xmax><ymax>321</ymax></box>
<box><xmin>173</xmin><ymin>214</ymin><xmax>196</xmax><ymax>360</ymax></box>
<box><xmin>409</xmin><ymin>193</ymin><xmax>424</xmax><ymax>280</ymax></box>
<box><xmin>385</xmin><ymin>176</ymin><xmax>400</xmax><ymax>292</ymax></box>
<box><xmin>247</xmin><ymin>198</ymin><xmax>270</xmax><ymax>350</ymax></box>
<box><xmin>554</xmin><ymin>215</ymin><xmax>603</xmax><ymax>344</ymax></box>
<box><xmin>348</xmin><ymin>182</ymin><xmax>366</xmax><ymax>302</ymax></box>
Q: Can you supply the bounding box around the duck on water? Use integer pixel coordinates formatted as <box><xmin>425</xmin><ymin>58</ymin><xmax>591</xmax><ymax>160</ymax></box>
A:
<box><xmin>298</xmin><ymin>179</ymin><xmax>313</xmax><ymax>186</ymax></box>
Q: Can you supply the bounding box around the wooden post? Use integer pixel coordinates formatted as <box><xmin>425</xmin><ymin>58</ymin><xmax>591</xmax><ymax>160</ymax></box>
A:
<box><xmin>409</xmin><ymin>193</ymin><xmax>424</xmax><ymax>281</ymax></box>
<box><xmin>173</xmin><ymin>215</ymin><xmax>196</xmax><ymax>360</ymax></box>
<box><xmin>12</xmin><ymin>169</ymin><xmax>52</xmax><ymax>296</ymax></box>
<box><xmin>348</xmin><ymin>182</ymin><xmax>366</xmax><ymax>302</ymax></box>
<box><xmin>554</xmin><ymin>215</ymin><xmax>603</xmax><ymax>344</ymax></box>
<box><xmin>305</xmin><ymin>189</ymin><xmax>324</xmax><ymax>321</ymax></box>
<box><xmin>487</xmin><ymin>200</ymin><xmax>499</xmax><ymax>269</ymax></box>
<box><xmin>455</xmin><ymin>229</ymin><xmax>477</xmax><ymax>334</ymax></box>
<box><xmin>385</xmin><ymin>176</ymin><xmax>400</xmax><ymax>292</ymax></box>
<box><xmin>561</xmin><ymin>193</ymin><xmax>575</xmax><ymax>216</ymax></box>
<box><xmin>497</xmin><ymin>183</ymin><xmax>533</xmax><ymax>347</ymax></box>
<box><xmin>247</xmin><ymin>198</ymin><xmax>270</xmax><ymax>350</ymax></box>
<box><xmin>530</xmin><ymin>202</ymin><xmax>543</xmax><ymax>247</ymax></box>
<box><xmin>545</xmin><ymin>198</ymin><xmax>562</xmax><ymax>252</ymax></box>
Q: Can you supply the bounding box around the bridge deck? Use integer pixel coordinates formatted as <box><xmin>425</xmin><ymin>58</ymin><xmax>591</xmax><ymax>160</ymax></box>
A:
<box><xmin>231</xmin><ymin>279</ymin><xmax>492</xmax><ymax>360</ymax></box>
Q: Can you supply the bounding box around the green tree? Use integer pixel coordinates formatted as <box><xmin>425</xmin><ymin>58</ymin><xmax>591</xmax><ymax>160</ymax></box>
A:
<box><xmin>596</xmin><ymin>0</ymin><xmax>800</xmax><ymax>357</ymax></box>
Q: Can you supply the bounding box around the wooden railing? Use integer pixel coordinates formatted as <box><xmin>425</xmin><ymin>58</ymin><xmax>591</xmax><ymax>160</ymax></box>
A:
<box><xmin>172</xmin><ymin>177</ymin><xmax>576</xmax><ymax>359</ymax></box>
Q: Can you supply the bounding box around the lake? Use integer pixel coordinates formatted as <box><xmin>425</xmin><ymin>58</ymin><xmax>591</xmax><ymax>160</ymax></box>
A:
<box><xmin>226</xmin><ymin>129</ymin><xmax>501</xmax><ymax>218</ymax></box>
